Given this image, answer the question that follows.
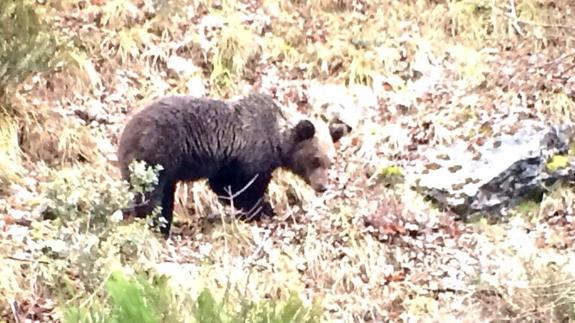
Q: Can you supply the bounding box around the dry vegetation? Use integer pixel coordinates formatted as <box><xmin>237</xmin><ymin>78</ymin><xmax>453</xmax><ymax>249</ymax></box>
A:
<box><xmin>1</xmin><ymin>0</ymin><xmax>575</xmax><ymax>322</ymax></box>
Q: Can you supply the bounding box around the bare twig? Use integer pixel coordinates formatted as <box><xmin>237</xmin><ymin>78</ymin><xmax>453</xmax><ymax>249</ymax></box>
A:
<box><xmin>217</xmin><ymin>176</ymin><xmax>264</xmax><ymax>307</ymax></box>
<box><xmin>506</xmin><ymin>0</ymin><xmax>524</xmax><ymax>36</ymax></box>
<box><xmin>243</xmin><ymin>201</ymin><xmax>264</xmax><ymax>221</ymax></box>
<box><xmin>219</xmin><ymin>173</ymin><xmax>265</xmax><ymax>220</ymax></box>
<box><xmin>562</xmin><ymin>63</ymin><xmax>575</xmax><ymax>77</ymax></box>
<box><xmin>219</xmin><ymin>173</ymin><xmax>259</xmax><ymax>201</ymax></box>
<box><xmin>534</xmin><ymin>52</ymin><xmax>575</xmax><ymax>69</ymax></box>
<box><xmin>9</xmin><ymin>300</ymin><xmax>20</xmax><ymax>323</ymax></box>
<box><xmin>243</xmin><ymin>228</ymin><xmax>270</xmax><ymax>271</ymax></box>
<box><xmin>513</xmin><ymin>18</ymin><xmax>575</xmax><ymax>30</ymax></box>
<box><xmin>500</xmin><ymin>15</ymin><xmax>575</xmax><ymax>31</ymax></box>
<box><xmin>5</xmin><ymin>256</ymin><xmax>49</xmax><ymax>264</ymax></box>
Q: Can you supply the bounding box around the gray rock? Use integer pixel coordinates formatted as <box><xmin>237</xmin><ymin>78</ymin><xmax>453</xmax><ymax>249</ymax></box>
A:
<box><xmin>410</xmin><ymin>120</ymin><xmax>575</xmax><ymax>218</ymax></box>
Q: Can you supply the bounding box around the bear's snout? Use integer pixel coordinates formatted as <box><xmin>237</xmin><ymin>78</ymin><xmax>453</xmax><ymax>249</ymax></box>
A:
<box><xmin>313</xmin><ymin>183</ymin><xmax>328</xmax><ymax>193</ymax></box>
<box><xmin>306</xmin><ymin>167</ymin><xmax>330</xmax><ymax>193</ymax></box>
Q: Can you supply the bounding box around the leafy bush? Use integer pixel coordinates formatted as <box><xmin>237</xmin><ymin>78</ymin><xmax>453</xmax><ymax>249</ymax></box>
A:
<box><xmin>125</xmin><ymin>160</ymin><xmax>168</xmax><ymax>229</ymax></box>
<box><xmin>40</xmin><ymin>161</ymin><xmax>166</xmax><ymax>232</ymax></box>
<box><xmin>40</xmin><ymin>166</ymin><xmax>134</xmax><ymax>233</ymax></box>
<box><xmin>127</xmin><ymin>160</ymin><xmax>164</xmax><ymax>202</ymax></box>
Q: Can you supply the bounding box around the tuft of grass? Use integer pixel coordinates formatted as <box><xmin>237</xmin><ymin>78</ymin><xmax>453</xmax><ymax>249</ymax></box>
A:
<box><xmin>347</xmin><ymin>49</ymin><xmax>376</xmax><ymax>86</ymax></box>
<box><xmin>193</xmin><ymin>286</ymin><xmax>323</xmax><ymax>323</ymax></box>
<box><xmin>448</xmin><ymin>44</ymin><xmax>488</xmax><ymax>89</ymax></box>
<box><xmin>65</xmin><ymin>50</ymin><xmax>103</xmax><ymax>90</ymax></box>
<box><xmin>15</xmin><ymin>107</ymin><xmax>99</xmax><ymax>166</ymax></box>
<box><xmin>512</xmin><ymin>199</ymin><xmax>541</xmax><ymax>220</ymax></box>
<box><xmin>444</xmin><ymin>0</ymin><xmax>493</xmax><ymax>41</ymax></box>
<box><xmin>476</xmin><ymin>252</ymin><xmax>575</xmax><ymax>322</ymax></box>
<box><xmin>116</xmin><ymin>26</ymin><xmax>156</xmax><ymax>64</ymax></box>
<box><xmin>370</xmin><ymin>165</ymin><xmax>405</xmax><ymax>187</ymax></box>
<box><xmin>209</xmin><ymin>11</ymin><xmax>260</xmax><ymax>96</ymax></box>
<box><xmin>238</xmin><ymin>292</ymin><xmax>323</xmax><ymax>323</ymax></box>
<box><xmin>538</xmin><ymin>91</ymin><xmax>575</xmax><ymax>124</ymax></box>
<box><xmin>268</xmin><ymin>169</ymin><xmax>316</xmax><ymax>213</ymax></box>
<box><xmin>99</xmin><ymin>0</ymin><xmax>141</xmax><ymax>30</ymax></box>
<box><xmin>176</xmin><ymin>179</ymin><xmax>224</xmax><ymax>222</ymax></box>
<box><xmin>264</xmin><ymin>36</ymin><xmax>304</xmax><ymax>71</ymax></box>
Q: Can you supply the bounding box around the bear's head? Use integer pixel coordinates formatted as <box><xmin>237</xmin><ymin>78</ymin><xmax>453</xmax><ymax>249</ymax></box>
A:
<box><xmin>284</xmin><ymin>118</ymin><xmax>349</xmax><ymax>193</ymax></box>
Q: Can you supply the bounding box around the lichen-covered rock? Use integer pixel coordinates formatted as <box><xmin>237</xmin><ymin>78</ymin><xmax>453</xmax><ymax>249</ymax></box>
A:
<box><xmin>409</xmin><ymin>120</ymin><xmax>575</xmax><ymax>217</ymax></box>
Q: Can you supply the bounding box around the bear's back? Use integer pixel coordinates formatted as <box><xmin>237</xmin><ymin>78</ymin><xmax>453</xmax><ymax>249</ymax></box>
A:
<box><xmin>118</xmin><ymin>94</ymin><xmax>286</xmax><ymax>182</ymax></box>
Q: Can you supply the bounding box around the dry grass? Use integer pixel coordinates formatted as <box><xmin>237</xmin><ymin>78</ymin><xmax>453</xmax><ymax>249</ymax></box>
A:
<box><xmin>473</xmin><ymin>216</ymin><xmax>575</xmax><ymax>322</ymax></box>
<box><xmin>208</xmin><ymin>10</ymin><xmax>261</xmax><ymax>96</ymax></box>
<box><xmin>17</xmin><ymin>112</ymin><xmax>98</xmax><ymax>167</ymax></box>
<box><xmin>0</xmin><ymin>112</ymin><xmax>24</xmax><ymax>186</ymax></box>
<box><xmin>538</xmin><ymin>90</ymin><xmax>575</xmax><ymax>123</ymax></box>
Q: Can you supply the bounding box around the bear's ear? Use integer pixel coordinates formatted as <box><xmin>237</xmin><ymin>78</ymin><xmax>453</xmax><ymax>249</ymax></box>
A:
<box><xmin>329</xmin><ymin>120</ymin><xmax>352</xmax><ymax>143</ymax></box>
<box><xmin>293</xmin><ymin>120</ymin><xmax>315</xmax><ymax>143</ymax></box>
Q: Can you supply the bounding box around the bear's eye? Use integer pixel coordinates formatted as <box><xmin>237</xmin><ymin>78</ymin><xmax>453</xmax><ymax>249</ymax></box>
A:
<box><xmin>311</xmin><ymin>156</ymin><xmax>322</xmax><ymax>168</ymax></box>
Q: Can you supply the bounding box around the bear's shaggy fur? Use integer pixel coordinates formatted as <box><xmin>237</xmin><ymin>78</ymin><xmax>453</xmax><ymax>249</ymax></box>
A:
<box><xmin>118</xmin><ymin>93</ymin><xmax>340</xmax><ymax>236</ymax></box>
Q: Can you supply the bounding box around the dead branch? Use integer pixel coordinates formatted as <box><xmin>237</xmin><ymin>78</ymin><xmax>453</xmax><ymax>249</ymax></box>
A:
<box><xmin>506</xmin><ymin>0</ymin><xmax>524</xmax><ymax>36</ymax></box>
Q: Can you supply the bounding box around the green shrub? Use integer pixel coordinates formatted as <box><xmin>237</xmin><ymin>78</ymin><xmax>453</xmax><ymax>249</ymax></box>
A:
<box><xmin>194</xmin><ymin>289</ymin><xmax>322</xmax><ymax>323</ymax></box>
<box><xmin>40</xmin><ymin>166</ymin><xmax>134</xmax><ymax>233</ymax></box>
<box><xmin>40</xmin><ymin>161</ymin><xmax>166</xmax><ymax>233</ymax></box>
<box><xmin>106</xmin><ymin>272</ymin><xmax>177</xmax><ymax>323</ymax></box>
<box><xmin>64</xmin><ymin>270</ymin><xmax>181</xmax><ymax>323</ymax></box>
<box><xmin>238</xmin><ymin>292</ymin><xmax>323</xmax><ymax>323</ymax></box>
<box><xmin>64</xmin><ymin>270</ymin><xmax>323</xmax><ymax>323</ymax></box>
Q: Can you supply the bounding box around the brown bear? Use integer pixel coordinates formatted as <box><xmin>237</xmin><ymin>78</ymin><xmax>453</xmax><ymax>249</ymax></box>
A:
<box><xmin>117</xmin><ymin>93</ymin><xmax>343</xmax><ymax>237</ymax></box>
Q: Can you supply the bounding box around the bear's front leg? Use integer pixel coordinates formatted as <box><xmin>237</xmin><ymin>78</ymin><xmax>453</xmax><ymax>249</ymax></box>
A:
<box><xmin>158</xmin><ymin>181</ymin><xmax>177</xmax><ymax>238</ymax></box>
<box><xmin>123</xmin><ymin>176</ymin><xmax>176</xmax><ymax>238</ymax></box>
<box><xmin>122</xmin><ymin>182</ymin><xmax>163</xmax><ymax>221</ymax></box>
